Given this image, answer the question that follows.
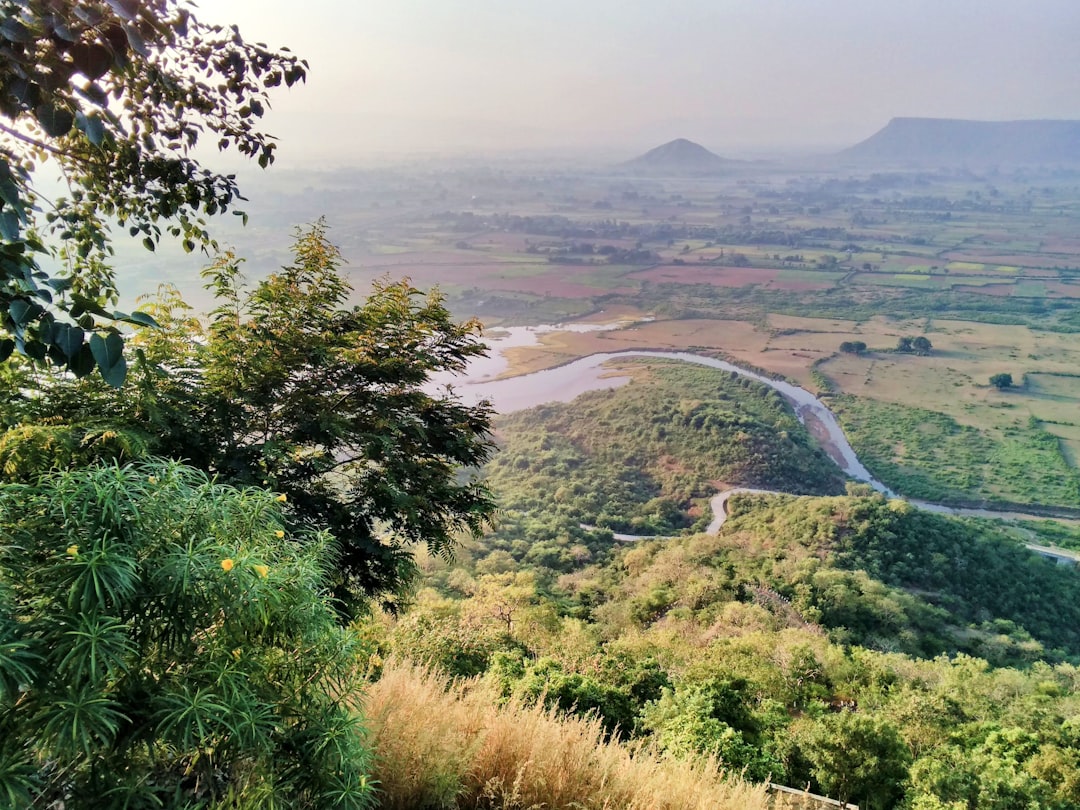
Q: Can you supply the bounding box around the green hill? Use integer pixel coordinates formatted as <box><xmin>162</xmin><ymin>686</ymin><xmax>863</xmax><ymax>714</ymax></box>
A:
<box><xmin>385</xmin><ymin>365</ymin><xmax>1080</xmax><ymax>809</ymax></box>
<box><xmin>391</xmin><ymin>489</ymin><xmax>1080</xmax><ymax>809</ymax></box>
<box><xmin>477</xmin><ymin>360</ymin><xmax>845</xmax><ymax>569</ymax></box>
<box><xmin>720</xmin><ymin>492</ymin><xmax>1080</xmax><ymax>662</ymax></box>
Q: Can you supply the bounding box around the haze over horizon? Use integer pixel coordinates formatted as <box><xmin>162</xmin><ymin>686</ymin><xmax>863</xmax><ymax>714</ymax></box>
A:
<box><xmin>216</xmin><ymin>0</ymin><xmax>1080</xmax><ymax>165</ymax></box>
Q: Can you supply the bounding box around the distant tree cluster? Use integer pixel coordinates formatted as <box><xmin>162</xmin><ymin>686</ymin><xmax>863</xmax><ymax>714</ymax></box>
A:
<box><xmin>526</xmin><ymin>241</ymin><xmax>659</xmax><ymax>265</ymax></box>
<box><xmin>839</xmin><ymin>341</ymin><xmax>868</xmax><ymax>354</ymax></box>
<box><xmin>896</xmin><ymin>336</ymin><xmax>933</xmax><ymax>355</ymax></box>
<box><xmin>990</xmin><ymin>373</ymin><xmax>1014</xmax><ymax>389</ymax></box>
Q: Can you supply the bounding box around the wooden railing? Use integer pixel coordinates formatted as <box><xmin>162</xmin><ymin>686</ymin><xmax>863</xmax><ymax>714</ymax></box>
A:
<box><xmin>768</xmin><ymin>782</ymin><xmax>858</xmax><ymax>810</ymax></box>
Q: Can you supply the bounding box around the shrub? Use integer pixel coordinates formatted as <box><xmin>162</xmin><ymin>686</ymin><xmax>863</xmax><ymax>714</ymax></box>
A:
<box><xmin>0</xmin><ymin>460</ymin><xmax>375</xmax><ymax>808</ymax></box>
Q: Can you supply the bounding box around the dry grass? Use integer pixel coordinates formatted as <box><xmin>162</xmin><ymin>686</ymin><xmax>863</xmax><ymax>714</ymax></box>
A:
<box><xmin>819</xmin><ymin>318</ymin><xmax>1080</xmax><ymax>431</ymax></box>
<box><xmin>363</xmin><ymin>659</ymin><xmax>772</xmax><ymax>810</ymax></box>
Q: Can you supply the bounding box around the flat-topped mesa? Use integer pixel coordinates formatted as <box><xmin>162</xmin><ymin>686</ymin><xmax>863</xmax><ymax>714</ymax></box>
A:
<box><xmin>622</xmin><ymin>138</ymin><xmax>737</xmax><ymax>174</ymax></box>
<box><xmin>840</xmin><ymin>117</ymin><xmax>1080</xmax><ymax>166</ymax></box>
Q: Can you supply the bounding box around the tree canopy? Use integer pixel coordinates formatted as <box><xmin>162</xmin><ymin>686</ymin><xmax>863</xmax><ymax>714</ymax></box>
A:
<box><xmin>896</xmin><ymin>336</ymin><xmax>932</xmax><ymax>355</ymax></box>
<box><xmin>1</xmin><ymin>222</ymin><xmax>498</xmax><ymax>609</ymax></box>
<box><xmin>0</xmin><ymin>0</ymin><xmax>306</xmax><ymax>383</ymax></box>
<box><xmin>990</xmin><ymin>373</ymin><xmax>1014</xmax><ymax>389</ymax></box>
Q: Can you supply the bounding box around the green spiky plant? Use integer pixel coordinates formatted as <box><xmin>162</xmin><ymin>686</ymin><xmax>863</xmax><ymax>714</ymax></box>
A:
<box><xmin>0</xmin><ymin>460</ymin><xmax>375</xmax><ymax>808</ymax></box>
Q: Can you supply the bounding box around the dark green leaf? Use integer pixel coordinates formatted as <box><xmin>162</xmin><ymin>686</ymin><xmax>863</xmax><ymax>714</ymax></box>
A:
<box><xmin>75</xmin><ymin>81</ymin><xmax>109</xmax><ymax>106</ymax></box>
<box><xmin>142</xmin><ymin>236</ymin><xmax>155</xmax><ymax>252</ymax></box>
<box><xmin>0</xmin><ymin>19</ymin><xmax>31</xmax><ymax>43</ymax></box>
<box><xmin>0</xmin><ymin>338</ymin><xmax>13</xmax><ymax>362</ymax></box>
<box><xmin>123</xmin><ymin>24</ymin><xmax>148</xmax><ymax>57</ymax></box>
<box><xmin>108</xmin><ymin>0</ymin><xmax>140</xmax><ymax>20</ymax></box>
<box><xmin>35</xmin><ymin>104</ymin><xmax>75</xmax><ymax>138</ymax></box>
<box><xmin>76</xmin><ymin>112</ymin><xmax>106</xmax><ymax>146</ymax></box>
<box><xmin>51</xmin><ymin>19</ymin><xmax>77</xmax><ymax>42</ymax></box>
<box><xmin>0</xmin><ymin>211</ymin><xmax>19</xmax><ymax>240</ymax></box>
<box><xmin>8</xmin><ymin>77</ymin><xmax>40</xmax><ymax>109</ymax></box>
<box><xmin>0</xmin><ymin>177</ymin><xmax>22</xmax><ymax>210</ymax></box>
<box><xmin>55</xmin><ymin>324</ymin><xmax>85</xmax><ymax>359</ymax></box>
<box><xmin>70</xmin><ymin>294</ymin><xmax>112</xmax><ymax>318</ymax></box>
<box><xmin>90</xmin><ymin>332</ymin><xmax>127</xmax><ymax>387</ymax></box>
<box><xmin>71</xmin><ymin>42</ymin><xmax>113</xmax><ymax>81</ymax></box>
<box><xmin>68</xmin><ymin>343</ymin><xmax>96</xmax><ymax>377</ymax></box>
<box><xmin>120</xmin><ymin>311</ymin><xmax>159</xmax><ymax>329</ymax></box>
<box><xmin>9</xmin><ymin>299</ymin><xmax>44</xmax><ymax>326</ymax></box>
<box><xmin>73</xmin><ymin>6</ymin><xmax>105</xmax><ymax>25</ymax></box>
<box><xmin>47</xmin><ymin>344</ymin><xmax>67</xmax><ymax>365</ymax></box>
<box><xmin>23</xmin><ymin>340</ymin><xmax>47</xmax><ymax>361</ymax></box>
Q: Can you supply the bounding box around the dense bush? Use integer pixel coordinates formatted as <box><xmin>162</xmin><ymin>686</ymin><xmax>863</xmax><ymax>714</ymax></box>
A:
<box><xmin>0</xmin><ymin>461</ymin><xmax>374</xmax><ymax>808</ymax></box>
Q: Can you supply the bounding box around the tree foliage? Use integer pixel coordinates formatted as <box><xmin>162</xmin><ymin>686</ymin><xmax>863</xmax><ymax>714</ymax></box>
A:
<box><xmin>801</xmin><ymin>713</ymin><xmax>911</xmax><ymax>810</ymax></box>
<box><xmin>640</xmin><ymin>677</ymin><xmax>780</xmax><ymax>781</ymax></box>
<box><xmin>2</xmin><ymin>222</ymin><xmax>498</xmax><ymax>608</ymax></box>
<box><xmin>896</xmin><ymin>336</ymin><xmax>932</xmax><ymax>355</ymax></box>
<box><xmin>0</xmin><ymin>460</ymin><xmax>374</xmax><ymax>808</ymax></box>
<box><xmin>990</xmin><ymin>373</ymin><xmax>1014</xmax><ymax>389</ymax></box>
<box><xmin>0</xmin><ymin>0</ymin><xmax>306</xmax><ymax>383</ymax></box>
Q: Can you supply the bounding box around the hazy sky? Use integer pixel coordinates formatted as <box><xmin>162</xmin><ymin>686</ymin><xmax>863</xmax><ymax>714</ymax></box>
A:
<box><xmin>214</xmin><ymin>0</ymin><xmax>1080</xmax><ymax>162</ymax></box>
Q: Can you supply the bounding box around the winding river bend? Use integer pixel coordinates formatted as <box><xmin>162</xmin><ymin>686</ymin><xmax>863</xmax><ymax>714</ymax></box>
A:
<box><xmin>439</xmin><ymin>329</ymin><xmax>1080</xmax><ymax>546</ymax></box>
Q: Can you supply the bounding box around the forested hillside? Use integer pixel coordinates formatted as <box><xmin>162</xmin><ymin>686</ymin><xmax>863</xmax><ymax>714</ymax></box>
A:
<box><xmin>367</xmin><ymin>372</ymin><xmax>1080</xmax><ymax>809</ymax></box>
<box><xmin>382</xmin><ymin>488</ymin><xmax>1080</xmax><ymax>809</ymax></box>
<box><xmin>485</xmin><ymin>361</ymin><xmax>844</xmax><ymax>542</ymax></box>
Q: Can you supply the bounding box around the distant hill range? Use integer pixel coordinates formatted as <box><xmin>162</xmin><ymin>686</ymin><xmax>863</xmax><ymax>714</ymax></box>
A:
<box><xmin>622</xmin><ymin>138</ymin><xmax>737</xmax><ymax>174</ymax></box>
<box><xmin>841</xmin><ymin>117</ymin><xmax>1080</xmax><ymax>165</ymax></box>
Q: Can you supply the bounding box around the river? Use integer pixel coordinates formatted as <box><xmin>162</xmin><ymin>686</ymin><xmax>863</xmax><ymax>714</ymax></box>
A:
<box><xmin>435</xmin><ymin>326</ymin><xmax>1079</xmax><ymax>537</ymax></box>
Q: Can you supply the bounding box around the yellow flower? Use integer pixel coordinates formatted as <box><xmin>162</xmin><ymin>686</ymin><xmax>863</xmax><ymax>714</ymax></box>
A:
<box><xmin>274</xmin><ymin>530</ymin><xmax>285</xmax><ymax>539</ymax></box>
<box><xmin>66</xmin><ymin>545</ymin><xmax>79</xmax><ymax>557</ymax></box>
<box><xmin>276</xmin><ymin>493</ymin><xmax>287</xmax><ymax>502</ymax></box>
<box><xmin>220</xmin><ymin>558</ymin><xmax>235</xmax><ymax>572</ymax></box>
<box><xmin>253</xmin><ymin>564</ymin><xmax>270</xmax><ymax>579</ymax></box>
<box><xmin>148</xmin><ymin>475</ymin><xmax>157</xmax><ymax>484</ymax></box>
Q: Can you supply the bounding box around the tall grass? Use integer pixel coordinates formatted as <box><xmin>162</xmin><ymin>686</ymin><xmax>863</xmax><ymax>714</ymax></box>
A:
<box><xmin>363</xmin><ymin>659</ymin><xmax>772</xmax><ymax>810</ymax></box>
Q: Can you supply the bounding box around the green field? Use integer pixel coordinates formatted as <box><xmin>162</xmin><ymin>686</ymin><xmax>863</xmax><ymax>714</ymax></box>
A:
<box><xmin>831</xmin><ymin>395</ymin><xmax>1080</xmax><ymax>508</ymax></box>
<box><xmin>852</xmin><ymin>272</ymin><xmax>955</xmax><ymax>288</ymax></box>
